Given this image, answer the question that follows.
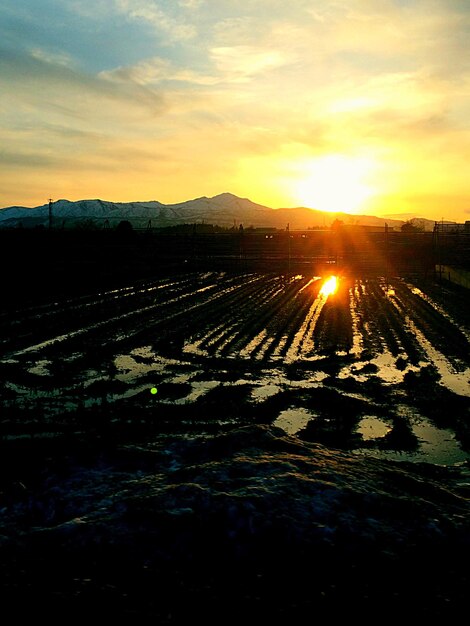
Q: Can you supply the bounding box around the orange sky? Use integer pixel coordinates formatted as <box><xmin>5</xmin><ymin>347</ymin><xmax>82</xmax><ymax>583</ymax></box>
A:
<box><xmin>1</xmin><ymin>1</ymin><xmax>469</xmax><ymax>222</ymax></box>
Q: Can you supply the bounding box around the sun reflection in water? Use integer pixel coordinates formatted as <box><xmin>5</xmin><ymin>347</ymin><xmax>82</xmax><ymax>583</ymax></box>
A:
<box><xmin>319</xmin><ymin>276</ymin><xmax>338</xmax><ymax>297</ymax></box>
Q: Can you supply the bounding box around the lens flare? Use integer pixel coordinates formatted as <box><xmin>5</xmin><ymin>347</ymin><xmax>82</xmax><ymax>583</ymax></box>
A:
<box><xmin>319</xmin><ymin>276</ymin><xmax>338</xmax><ymax>297</ymax></box>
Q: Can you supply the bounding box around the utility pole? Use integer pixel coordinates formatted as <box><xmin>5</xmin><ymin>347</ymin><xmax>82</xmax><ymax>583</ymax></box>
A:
<box><xmin>287</xmin><ymin>223</ymin><xmax>291</xmax><ymax>277</ymax></box>
<box><xmin>48</xmin><ymin>198</ymin><xmax>53</xmax><ymax>230</ymax></box>
<box><xmin>433</xmin><ymin>221</ymin><xmax>442</xmax><ymax>282</ymax></box>
<box><xmin>385</xmin><ymin>222</ymin><xmax>389</xmax><ymax>290</ymax></box>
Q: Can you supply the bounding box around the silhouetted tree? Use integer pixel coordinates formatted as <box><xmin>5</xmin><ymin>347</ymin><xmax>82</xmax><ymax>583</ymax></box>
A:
<box><xmin>401</xmin><ymin>220</ymin><xmax>422</xmax><ymax>233</ymax></box>
<box><xmin>115</xmin><ymin>219</ymin><xmax>135</xmax><ymax>242</ymax></box>
<box><xmin>116</xmin><ymin>220</ymin><xmax>134</xmax><ymax>234</ymax></box>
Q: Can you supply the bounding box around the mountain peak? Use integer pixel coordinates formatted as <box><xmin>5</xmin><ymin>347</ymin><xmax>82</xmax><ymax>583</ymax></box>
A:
<box><xmin>212</xmin><ymin>192</ymin><xmax>240</xmax><ymax>200</ymax></box>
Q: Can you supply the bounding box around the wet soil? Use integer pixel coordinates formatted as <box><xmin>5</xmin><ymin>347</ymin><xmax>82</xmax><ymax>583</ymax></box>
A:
<box><xmin>1</xmin><ymin>270</ymin><xmax>469</xmax><ymax>466</ymax></box>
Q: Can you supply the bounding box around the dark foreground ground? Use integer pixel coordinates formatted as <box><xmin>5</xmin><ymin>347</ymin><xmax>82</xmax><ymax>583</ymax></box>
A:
<box><xmin>1</xmin><ymin>231</ymin><xmax>469</xmax><ymax>623</ymax></box>
<box><xmin>0</xmin><ymin>425</ymin><xmax>469</xmax><ymax>623</ymax></box>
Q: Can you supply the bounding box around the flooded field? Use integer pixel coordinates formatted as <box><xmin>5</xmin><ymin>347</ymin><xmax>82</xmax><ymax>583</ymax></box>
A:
<box><xmin>1</xmin><ymin>270</ymin><xmax>469</xmax><ymax>466</ymax></box>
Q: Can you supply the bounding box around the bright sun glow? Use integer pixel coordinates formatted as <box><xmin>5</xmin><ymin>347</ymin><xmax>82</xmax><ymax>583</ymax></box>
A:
<box><xmin>294</xmin><ymin>155</ymin><xmax>376</xmax><ymax>213</ymax></box>
<box><xmin>320</xmin><ymin>276</ymin><xmax>338</xmax><ymax>297</ymax></box>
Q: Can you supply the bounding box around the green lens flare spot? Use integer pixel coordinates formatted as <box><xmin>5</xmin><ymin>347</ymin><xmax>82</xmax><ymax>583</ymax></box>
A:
<box><xmin>150</xmin><ymin>387</ymin><xmax>158</xmax><ymax>395</ymax></box>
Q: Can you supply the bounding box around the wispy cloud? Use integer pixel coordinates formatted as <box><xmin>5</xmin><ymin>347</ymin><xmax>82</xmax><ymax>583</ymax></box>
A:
<box><xmin>210</xmin><ymin>46</ymin><xmax>292</xmax><ymax>82</ymax></box>
<box><xmin>0</xmin><ymin>46</ymin><xmax>166</xmax><ymax>116</ymax></box>
<box><xmin>115</xmin><ymin>0</ymin><xmax>197</xmax><ymax>41</ymax></box>
<box><xmin>99</xmin><ymin>56</ymin><xmax>219</xmax><ymax>86</ymax></box>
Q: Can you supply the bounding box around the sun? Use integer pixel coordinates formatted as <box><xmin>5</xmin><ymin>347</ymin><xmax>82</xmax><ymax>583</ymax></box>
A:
<box><xmin>319</xmin><ymin>276</ymin><xmax>338</xmax><ymax>297</ymax></box>
<box><xmin>294</xmin><ymin>155</ymin><xmax>376</xmax><ymax>213</ymax></box>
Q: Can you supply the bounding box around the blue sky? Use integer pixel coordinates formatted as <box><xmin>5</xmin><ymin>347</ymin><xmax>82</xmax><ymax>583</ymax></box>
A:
<box><xmin>1</xmin><ymin>0</ymin><xmax>469</xmax><ymax>220</ymax></box>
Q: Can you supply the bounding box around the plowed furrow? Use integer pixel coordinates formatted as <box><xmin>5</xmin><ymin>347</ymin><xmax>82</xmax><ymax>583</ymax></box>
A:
<box><xmin>392</xmin><ymin>282</ymin><xmax>470</xmax><ymax>364</ymax></box>
<box><xmin>217</xmin><ymin>277</ymin><xmax>313</xmax><ymax>358</ymax></box>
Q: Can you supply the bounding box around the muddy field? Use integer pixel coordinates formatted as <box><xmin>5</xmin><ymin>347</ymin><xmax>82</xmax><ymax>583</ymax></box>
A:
<box><xmin>1</xmin><ymin>269</ymin><xmax>469</xmax><ymax>466</ymax></box>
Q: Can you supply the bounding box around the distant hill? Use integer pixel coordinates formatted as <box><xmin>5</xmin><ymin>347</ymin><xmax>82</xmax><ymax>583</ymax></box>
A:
<box><xmin>0</xmin><ymin>192</ymin><xmax>406</xmax><ymax>230</ymax></box>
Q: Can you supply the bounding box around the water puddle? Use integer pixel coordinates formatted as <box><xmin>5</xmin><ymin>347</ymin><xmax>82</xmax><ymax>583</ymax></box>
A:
<box><xmin>339</xmin><ymin>348</ymin><xmax>419</xmax><ymax>384</ymax></box>
<box><xmin>114</xmin><ymin>354</ymin><xmax>156</xmax><ymax>381</ymax></box>
<box><xmin>274</xmin><ymin>407</ymin><xmax>313</xmax><ymax>435</ymax></box>
<box><xmin>166</xmin><ymin>372</ymin><xmax>201</xmax><ymax>384</ymax></box>
<box><xmin>271</xmin><ymin>334</ymin><xmax>289</xmax><ymax>359</ymax></box>
<box><xmin>405</xmin><ymin>317</ymin><xmax>470</xmax><ymax>397</ymax></box>
<box><xmin>289</xmin><ymin>372</ymin><xmax>329</xmax><ymax>387</ymax></box>
<box><xmin>251</xmin><ymin>384</ymin><xmax>281</xmax><ymax>402</ymax></box>
<box><xmin>27</xmin><ymin>359</ymin><xmax>52</xmax><ymax>376</ymax></box>
<box><xmin>406</xmin><ymin>282</ymin><xmax>470</xmax><ymax>343</ymax></box>
<box><xmin>114</xmin><ymin>349</ymin><xmax>191</xmax><ymax>383</ymax></box>
<box><xmin>370</xmin><ymin>352</ymin><xmax>409</xmax><ymax>384</ymax></box>
<box><xmin>355</xmin><ymin>407</ymin><xmax>469</xmax><ymax>466</ymax></box>
<box><xmin>61</xmin><ymin>352</ymin><xmax>83</xmax><ymax>363</ymax></box>
<box><xmin>131</xmin><ymin>346</ymin><xmax>156</xmax><ymax>361</ymax></box>
<box><xmin>258</xmin><ymin>369</ymin><xmax>297</xmax><ymax>387</ymax></box>
<box><xmin>348</xmin><ymin>283</ymin><xmax>363</xmax><ymax>357</ymax></box>
<box><xmin>184</xmin><ymin>322</ymin><xmax>238</xmax><ymax>357</ymax></box>
<box><xmin>109</xmin><ymin>383</ymin><xmax>153</xmax><ymax>402</ymax></box>
<box><xmin>169</xmin><ymin>380</ymin><xmax>220</xmax><ymax>405</ymax></box>
<box><xmin>356</xmin><ymin>416</ymin><xmax>392</xmax><ymax>440</ymax></box>
<box><xmin>239</xmin><ymin>330</ymin><xmax>268</xmax><ymax>359</ymax></box>
<box><xmin>183</xmin><ymin>342</ymin><xmax>208</xmax><ymax>357</ymax></box>
<box><xmin>255</xmin><ymin>336</ymin><xmax>276</xmax><ymax>360</ymax></box>
<box><xmin>5</xmin><ymin>381</ymin><xmax>33</xmax><ymax>396</ymax></box>
<box><xmin>412</xmin><ymin>421</ymin><xmax>468</xmax><ymax>465</ymax></box>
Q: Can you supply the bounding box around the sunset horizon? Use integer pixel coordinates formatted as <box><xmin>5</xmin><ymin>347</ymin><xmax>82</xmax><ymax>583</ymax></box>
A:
<box><xmin>1</xmin><ymin>189</ymin><xmax>466</xmax><ymax>227</ymax></box>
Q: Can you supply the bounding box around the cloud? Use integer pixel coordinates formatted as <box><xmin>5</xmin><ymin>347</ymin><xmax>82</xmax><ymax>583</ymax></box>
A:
<box><xmin>0</xmin><ymin>132</ymin><xmax>170</xmax><ymax>174</ymax></box>
<box><xmin>115</xmin><ymin>0</ymin><xmax>197</xmax><ymax>41</ymax></box>
<box><xmin>30</xmin><ymin>47</ymin><xmax>76</xmax><ymax>68</ymax></box>
<box><xmin>178</xmin><ymin>0</ymin><xmax>204</xmax><ymax>8</ymax></box>
<box><xmin>313</xmin><ymin>0</ymin><xmax>470</xmax><ymax>80</ymax></box>
<box><xmin>99</xmin><ymin>56</ymin><xmax>219</xmax><ymax>86</ymax></box>
<box><xmin>0</xmin><ymin>46</ymin><xmax>166</xmax><ymax>119</ymax></box>
<box><xmin>0</xmin><ymin>149</ymin><xmax>58</xmax><ymax>169</ymax></box>
<box><xmin>210</xmin><ymin>46</ymin><xmax>292</xmax><ymax>82</ymax></box>
<box><xmin>67</xmin><ymin>0</ymin><xmax>118</xmax><ymax>20</ymax></box>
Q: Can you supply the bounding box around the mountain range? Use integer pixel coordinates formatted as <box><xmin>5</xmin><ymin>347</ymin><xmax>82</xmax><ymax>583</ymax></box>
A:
<box><xmin>0</xmin><ymin>193</ymin><xmax>436</xmax><ymax>231</ymax></box>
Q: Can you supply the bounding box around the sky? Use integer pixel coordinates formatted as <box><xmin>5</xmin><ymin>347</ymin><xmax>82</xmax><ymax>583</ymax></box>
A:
<box><xmin>1</xmin><ymin>0</ymin><xmax>469</xmax><ymax>222</ymax></box>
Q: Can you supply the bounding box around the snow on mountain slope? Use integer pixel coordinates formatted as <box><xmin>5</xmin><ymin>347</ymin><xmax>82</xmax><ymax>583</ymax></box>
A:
<box><xmin>0</xmin><ymin>193</ymin><xmax>403</xmax><ymax>229</ymax></box>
